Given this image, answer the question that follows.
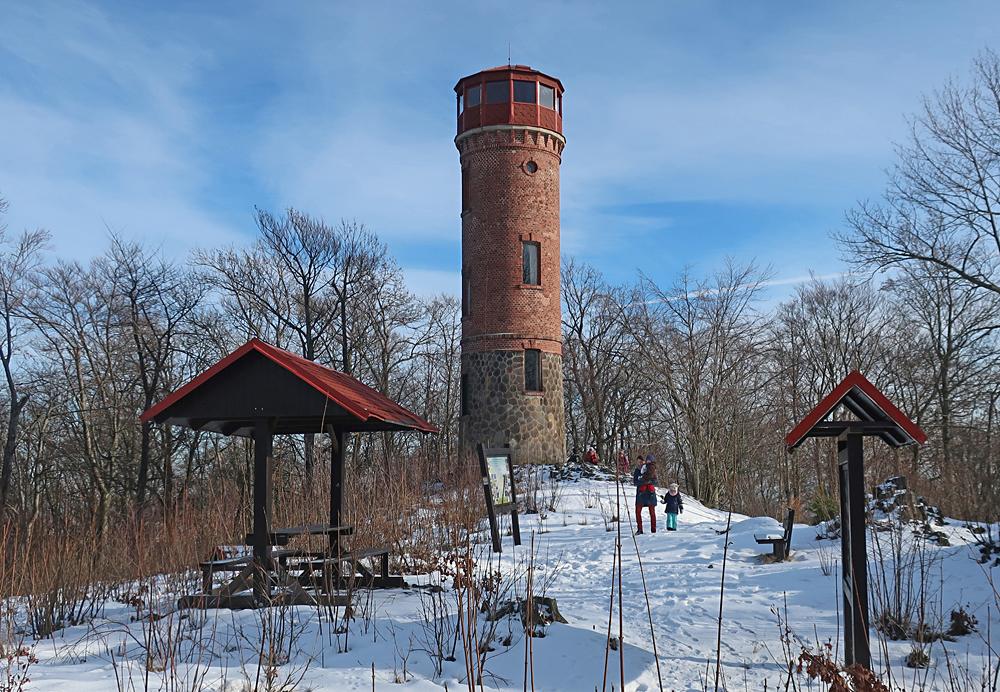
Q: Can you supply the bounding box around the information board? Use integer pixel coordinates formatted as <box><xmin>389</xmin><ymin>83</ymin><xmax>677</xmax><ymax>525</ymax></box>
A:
<box><xmin>477</xmin><ymin>443</ymin><xmax>521</xmax><ymax>552</ymax></box>
<box><xmin>487</xmin><ymin>455</ymin><xmax>513</xmax><ymax>509</ymax></box>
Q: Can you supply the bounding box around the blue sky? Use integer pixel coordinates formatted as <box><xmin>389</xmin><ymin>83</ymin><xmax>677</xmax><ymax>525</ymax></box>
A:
<box><xmin>1</xmin><ymin>1</ymin><xmax>998</xmax><ymax>300</ymax></box>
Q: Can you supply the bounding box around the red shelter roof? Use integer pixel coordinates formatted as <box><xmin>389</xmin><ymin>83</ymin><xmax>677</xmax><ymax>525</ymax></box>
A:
<box><xmin>141</xmin><ymin>339</ymin><xmax>437</xmax><ymax>436</ymax></box>
<box><xmin>785</xmin><ymin>371</ymin><xmax>927</xmax><ymax>451</ymax></box>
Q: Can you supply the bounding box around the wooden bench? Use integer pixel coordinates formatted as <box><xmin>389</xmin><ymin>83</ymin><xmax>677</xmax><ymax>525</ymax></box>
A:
<box><xmin>754</xmin><ymin>508</ymin><xmax>795</xmax><ymax>561</ymax></box>
<box><xmin>301</xmin><ymin>546</ymin><xmax>402</xmax><ymax>590</ymax></box>
<box><xmin>199</xmin><ymin>548</ymin><xmax>310</xmax><ymax>593</ymax></box>
<box><xmin>351</xmin><ymin>547</ymin><xmax>393</xmax><ymax>584</ymax></box>
<box><xmin>243</xmin><ymin>524</ymin><xmax>354</xmax><ymax>547</ymax></box>
<box><xmin>199</xmin><ymin>555</ymin><xmax>251</xmax><ymax>594</ymax></box>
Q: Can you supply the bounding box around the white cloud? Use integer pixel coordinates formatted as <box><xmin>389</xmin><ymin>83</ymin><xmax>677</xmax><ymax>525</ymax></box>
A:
<box><xmin>0</xmin><ymin>1</ymin><xmax>241</xmax><ymax>259</ymax></box>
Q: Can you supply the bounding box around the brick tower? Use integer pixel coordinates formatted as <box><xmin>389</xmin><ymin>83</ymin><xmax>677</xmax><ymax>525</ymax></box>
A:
<box><xmin>455</xmin><ymin>65</ymin><xmax>566</xmax><ymax>465</ymax></box>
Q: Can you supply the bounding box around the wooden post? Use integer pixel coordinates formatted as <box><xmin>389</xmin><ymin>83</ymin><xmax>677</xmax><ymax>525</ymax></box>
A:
<box><xmin>477</xmin><ymin>443</ymin><xmax>503</xmax><ymax>553</ymax></box>
<box><xmin>506</xmin><ymin>447</ymin><xmax>521</xmax><ymax>547</ymax></box>
<box><xmin>838</xmin><ymin>430</ymin><xmax>870</xmax><ymax>669</ymax></box>
<box><xmin>329</xmin><ymin>428</ymin><xmax>347</xmax><ymax>552</ymax></box>
<box><xmin>252</xmin><ymin>419</ymin><xmax>274</xmax><ymax>603</ymax></box>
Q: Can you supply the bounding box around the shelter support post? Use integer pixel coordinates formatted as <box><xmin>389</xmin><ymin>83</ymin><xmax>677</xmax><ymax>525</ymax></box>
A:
<box><xmin>252</xmin><ymin>419</ymin><xmax>274</xmax><ymax>603</ymax></box>
<box><xmin>838</xmin><ymin>430</ymin><xmax>870</xmax><ymax>669</ymax></box>
<box><xmin>330</xmin><ymin>428</ymin><xmax>347</xmax><ymax>553</ymax></box>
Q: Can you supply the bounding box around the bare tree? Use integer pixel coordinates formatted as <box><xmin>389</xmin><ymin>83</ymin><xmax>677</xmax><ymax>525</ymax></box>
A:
<box><xmin>561</xmin><ymin>259</ymin><xmax>638</xmax><ymax>463</ymax></box>
<box><xmin>884</xmin><ymin>265</ymin><xmax>1000</xmax><ymax>483</ymax></box>
<box><xmin>419</xmin><ymin>296</ymin><xmax>462</xmax><ymax>473</ymax></box>
<box><xmin>353</xmin><ymin>259</ymin><xmax>434</xmax><ymax>475</ymax></box>
<box><xmin>25</xmin><ymin>259</ymin><xmax>136</xmax><ymax>535</ymax></box>
<box><xmin>197</xmin><ymin>210</ymin><xmax>390</xmax><ymax>479</ymax></box>
<box><xmin>772</xmin><ymin>277</ymin><xmax>902</xmax><ymax>495</ymax></box>
<box><xmin>197</xmin><ymin>209</ymin><xmax>343</xmax><ymax>479</ymax></box>
<box><xmin>627</xmin><ymin>262</ymin><xmax>772</xmax><ymax>505</ymax></box>
<box><xmin>331</xmin><ymin>220</ymin><xmax>387</xmax><ymax>376</ymax></box>
<box><xmin>0</xmin><ymin>196</ymin><xmax>50</xmax><ymax>511</ymax></box>
<box><xmin>841</xmin><ymin>50</ymin><xmax>1000</xmax><ymax>300</ymax></box>
<box><xmin>102</xmin><ymin>236</ymin><xmax>204</xmax><ymax>509</ymax></box>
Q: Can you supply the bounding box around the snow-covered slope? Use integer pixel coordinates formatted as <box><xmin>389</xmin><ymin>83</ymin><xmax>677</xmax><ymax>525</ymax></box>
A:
<box><xmin>14</xmin><ymin>476</ymin><xmax>998</xmax><ymax>691</ymax></box>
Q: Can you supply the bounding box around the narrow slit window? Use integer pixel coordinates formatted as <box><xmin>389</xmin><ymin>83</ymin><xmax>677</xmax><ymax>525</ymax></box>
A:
<box><xmin>513</xmin><ymin>80</ymin><xmax>537</xmax><ymax>103</ymax></box>
<box><xmin>485</xmin><ymin>80</ymin><xmax>509</xmax><ymax>103</ymax></box>
<box><xmin>461</xmin><ymin>374</ymin><xmax>470</xmax><ymax>415</ymax></box>
<box><xmin>462</xmin><ymin>274</ymin><xmax>471</xmax><ymax>317</ymax></box>
<box><xmin>461</xmin><ymin>168</ymin><xmax>469</xmax><ymax>213</ymax></box>
<box><xmin>524</xmin><ymin>349</ymin><xmax>542</xmax><ymax>392</ymax></box>
<box><xmin>522</xmin><ymin>241</ymin><xmax>540</xmax><ymax>285</ymax></box>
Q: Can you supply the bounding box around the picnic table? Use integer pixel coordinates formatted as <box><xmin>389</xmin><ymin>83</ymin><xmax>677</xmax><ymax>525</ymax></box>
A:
<box><xmin>180</xmin><ymin>522</ymin><xmax>403</xmax><ymax>610</ymax></box>
<box><xmin>243</xmin><ymin>523</ymin><xmax>355</xmax><ymax>547</ymax></box>
<box><xmin>142</xmin><ymin>339</ymin><xmax>436</xmax><ymax>611</ymax></box>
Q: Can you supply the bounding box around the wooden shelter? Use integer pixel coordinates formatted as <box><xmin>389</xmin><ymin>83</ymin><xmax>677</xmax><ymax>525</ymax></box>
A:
<box><xmin>786</xmin><ymin>370</ymin><xmax>926</xmax><ymax>669</ymax></box>
<box><xmin>141</xmin><ymin>338</ymin><xmax>437</xmax><ymax>607</ymax></box>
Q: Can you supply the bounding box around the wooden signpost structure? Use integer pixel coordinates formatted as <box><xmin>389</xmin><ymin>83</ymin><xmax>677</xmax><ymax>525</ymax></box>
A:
<box><xmin>477</xmin><ymin>443</ymin><xmax>521</xmax><ymax>553</ymax></box>
<box><xmin>785</xmin><ymin>371</ymin><xmax>926</xmax><ymax>669</ymax></box>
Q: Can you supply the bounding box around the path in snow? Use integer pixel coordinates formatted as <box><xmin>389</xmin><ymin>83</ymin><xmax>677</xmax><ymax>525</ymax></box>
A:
<box><xmin>15</xmin><ymin>474</ymin><xmax>999</xmax><ymax>691</ymax></box>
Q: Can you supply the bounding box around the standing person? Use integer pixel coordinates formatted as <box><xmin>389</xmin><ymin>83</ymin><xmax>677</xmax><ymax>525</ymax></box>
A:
<box><xmin>632</xmin><ymin>455</ymin><xmax>658</xmax><ymax>534</ymax></box>
<box><xmin>616</xmin><ymin>450</ymin><xmax>630</xmax><ymax>476</ymax></box>
<box><xmin>662</xmin><ymin>482</ymin><xmax>684</xmax><ymax>531</ymax></box>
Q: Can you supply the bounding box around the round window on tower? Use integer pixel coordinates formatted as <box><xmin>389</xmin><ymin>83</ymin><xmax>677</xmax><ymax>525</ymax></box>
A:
<box><xmin>523</xmin><ymin>160</ymin><xmax>538</xmax><ymax>175</ymax></box>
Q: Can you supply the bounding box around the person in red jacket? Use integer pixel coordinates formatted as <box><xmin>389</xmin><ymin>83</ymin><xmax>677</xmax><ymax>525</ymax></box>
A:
<box><xmin>616</xmin><ymin>450</ymin><xmax>630</xmax><ymax>476</ymax></box>
<box><xmin>584</xmin><ymin>446</ymin><xmax>599</xmax><ymax>464</ymax></box>
<box><xmin>632</xmin><ymin>455</ymin><xmax>658</xmax><ymax>534</ymax></box>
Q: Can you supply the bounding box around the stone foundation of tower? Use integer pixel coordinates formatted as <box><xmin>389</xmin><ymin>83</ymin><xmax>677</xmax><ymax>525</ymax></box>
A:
<box><xmin>460</xmin><ymin>350</ymin><xmax>565</xmax><ymax>465</ymax></box>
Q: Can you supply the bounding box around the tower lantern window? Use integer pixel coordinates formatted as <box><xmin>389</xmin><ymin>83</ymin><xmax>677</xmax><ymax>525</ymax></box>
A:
<box><xmin>485</xmin><ymin>80</ymin><xmax>509</xmax><ymax>103</ymax></box>
<box><xmin>539</xmin><ymin>84</ymin><xmax>555</xmax><ymax>109</ymax></box>
<box><xmin>464</xmin><ymin>85</ymin><xmax>481</xmax><ymax>110</ymax></box>
<box><xmin>513</xmin><ymin>80</ymin><xmax>537</xmax><ymax>104</ymax></box>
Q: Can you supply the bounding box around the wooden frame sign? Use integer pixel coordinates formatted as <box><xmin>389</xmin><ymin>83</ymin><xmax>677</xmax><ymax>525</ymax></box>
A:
<box><xmin>477</xmin><ymin>443</ymin><xmax>521</xmax><ymax>553</ymax></box>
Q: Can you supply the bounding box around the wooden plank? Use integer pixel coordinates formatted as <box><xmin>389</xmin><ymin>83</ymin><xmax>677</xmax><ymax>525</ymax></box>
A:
<box><xmin>369</xmin><ymin>576</ymin><xmax>406</xmax><ymax>589</ymax></box>
<box><xmin>178</xmin><ymin>591</ymin><xmax>351</xmax><ymax>610</ymax></box>
<box><xmin>252</xmin><ymin>419</ymin><xmax>274</xmax><ymax>602</ymax></box>
<box><xmin>329</xmin><ymin>428</ymin><xmax>347</xmax><ymax>552</ymax></box>
<box><xmin>200</xmin><ymin>556</ymin><xmax>252</xmax><ymax>569</ymax></box>
<box><xmin>178</xmin><ymin>594</ymin><xmax>258</xmax><ymax>610</ymax></box>
<box><xmin>216</xmin><ymin>566</ymin><xmax>255</xmax><ymax>598</ymax></box>
<box><xmin>351</xmin><ymin>546</ymin><xmax>390</xmax><ymax>560</ymax></box>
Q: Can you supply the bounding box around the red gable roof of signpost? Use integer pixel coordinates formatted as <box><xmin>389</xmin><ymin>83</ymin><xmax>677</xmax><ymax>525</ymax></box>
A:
<box><xmin>785</xmin><ymin>370</ymin><xmax>927</xmax><ymax>451</ymax></box>
<box><xmin>141</xmin><ymin>338</ymin><xmax>438</xmax><ymax>434</ymax></box>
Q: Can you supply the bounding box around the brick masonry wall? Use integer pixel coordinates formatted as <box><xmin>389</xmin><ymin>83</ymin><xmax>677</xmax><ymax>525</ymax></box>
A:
<box><xmin>457</xmin><ymin>124</ymin><xmax>566</xmax><ymax>465</ymax></box>
<box><xmin>458</xmin><ymin>126</ymin><xmax>564</xmax><ymax>355</ymax></box>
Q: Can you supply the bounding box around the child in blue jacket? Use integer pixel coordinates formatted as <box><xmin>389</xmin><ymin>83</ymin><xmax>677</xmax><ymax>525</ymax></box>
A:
<box><xmin>661</xmin><ymin>483</ymin><xmax>684</xmax><ymax>531</ymax></box>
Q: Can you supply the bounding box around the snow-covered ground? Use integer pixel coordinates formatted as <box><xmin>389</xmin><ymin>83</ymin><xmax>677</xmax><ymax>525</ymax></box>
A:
<box><xmin>10</xmin><ymin>475</ymin><xmax>998</xmax><ymax>691</ymax></box>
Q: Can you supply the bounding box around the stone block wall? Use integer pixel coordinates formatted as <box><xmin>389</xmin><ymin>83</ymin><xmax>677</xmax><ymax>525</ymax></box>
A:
<box><xmin>460</xmin><ymin>350</ymin><xmax>566</xmax><ymax>465</ymax></box>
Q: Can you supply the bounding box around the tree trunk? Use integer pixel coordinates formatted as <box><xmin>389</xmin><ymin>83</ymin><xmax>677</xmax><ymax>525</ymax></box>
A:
<box><xmin>304</xmin><ymin>433</ymin><xmax>315</xmax><ymax>481</ymax></box>
<box><xmin>135</xmin><ymin>419</ymin><xmax>152</xmax><ymax>507</ymax></box>
<box><xmin>0</xmin><ymin>394</ymin><xmax>26</xmax><ymax>510</ymax></box>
